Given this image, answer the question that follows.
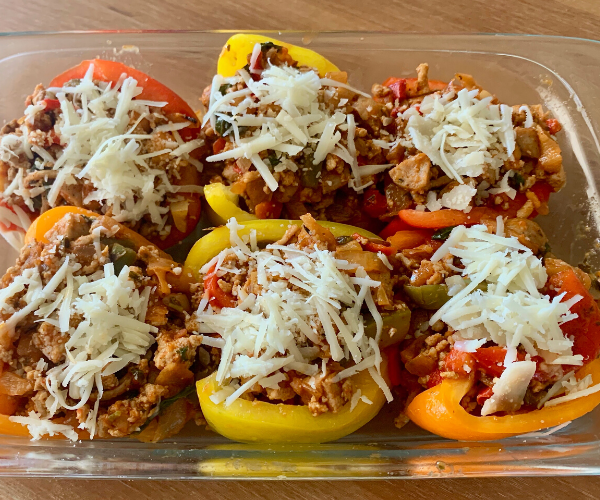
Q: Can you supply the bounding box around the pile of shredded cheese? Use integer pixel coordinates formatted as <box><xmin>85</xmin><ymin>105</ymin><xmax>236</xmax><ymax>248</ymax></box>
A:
<box><xmin>1</xmin><ymin>63</ymin><xmax>203</xmax><ymax>233</ymax></box>
<box><xmin>0</xmin><ymin>254</ymin><xmax>155</xmax><ymax>440</ymax></box>
<box><xmin>404</xmin><ymin>88</ymin><xmax>516</xmax><ymax>211</ymax></box>
<box><xmin>430</xmin><ymin>219</ymin><xmax>582</xmax><ymax>366</ymax></box>
<box><xmin>203</xmin><ymin>49</ymin><xmax>377</xmax><ymax>192</ymax></box>
<box><xmin>194</xmin><ymin>218</ymin><xmax>392</xmax><ymax>408</ymax></box>
<box><xmin>427</xmin><ymin>218</ymin><xmax>600</xmax><ymax>413</ymax></box>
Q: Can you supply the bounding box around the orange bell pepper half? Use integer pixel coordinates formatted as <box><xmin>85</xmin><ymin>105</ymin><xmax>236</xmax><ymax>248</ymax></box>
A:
<box><xmin>4</xmin><ymin>206</ymin><xmax>198</xmax><ymax>439</ymax></box>
<box><xmin>406</xmin><ymin>357</ymin><xmax>600</xmax><ymax>441</ymax></box>
<box><xmin>49</xmin><ymin>59</ymin><xmax>199</xmax><ymax>141</ymax></box>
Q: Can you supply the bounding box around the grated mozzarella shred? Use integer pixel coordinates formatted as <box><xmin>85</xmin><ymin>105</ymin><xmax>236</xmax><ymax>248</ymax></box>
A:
<box><xmin>204</xmin><ymin>46</ymin><xmax>369</xmax><ymax>192</ymax></box>
<box><xmin>430</xmin><ymin>223</ymin><xmax>583</xmax><ymax>367</ymax></box>
<box><xmin>194</xmin><ymin>218</ymin><xmax>391</xmax><ymax>406</ymax></box>
<box><xmin>1</xmin><ymin>251</ymin><xmax>155</xmax><ymax>440</ymax></box>
<box><xmin>404</xmin><ymin>88</ymin><xmax>515</xmax><ymax>183</ymax></box>
<box><xmin>2</xmin><ymin>63</ymin><xmax>203</xmax><ymax>233</ymax></box>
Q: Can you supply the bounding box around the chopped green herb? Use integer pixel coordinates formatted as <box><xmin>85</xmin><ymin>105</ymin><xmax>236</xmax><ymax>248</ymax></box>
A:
<box><xmin>432</xmin><ymin>226</ymin><xmax>456</xmax><ymax>241</ymax></box>
<box><xmin>267</xmin><ymin>152</ymin><xmax>281</xmax><ymax>167</ymax></box>
<box><xmin>260</xmin><ymin>41</ymin><xmax>278</xmax><ymax>53</ymax></box>
<box><xmin>131</xmin><ymin>368</ymin><xmax>145</xmax><ymax>382</ymax></box>
<box><xmin>215</xmin><ymin>117</ymin><xmax>232</xmax><ymax>137</ymax></box>
<box><xmin>59</xmin><ymin>237</ymin><xmax>71</xmax><ymax>250</ymax></box>
<box><xmin>177</xmin><ymin>346</ymin><xmax>189</xmax><ymax>362</ymax></box>
<box><xmin>219</xmin><ymin>83</ymin><xmax>232</xmax><ymax>95</ymax></box>
<box><xmin>511</xmin><ymin>172</ymin><xmax>526</xmax><ymax>189</ymax></box>
<box><xmin>129</xmin><ymin>271</ymin><xmax>141</xmax><ymax>281</ymax></box>
<box><xmin>136</xmin><ymin>385</ymin><xmax>196</xmax><ymax>432</ymax></box>
<box><xmin>335</xmin><ymin>235</ymin><xmax>353</xmax><ymax>245</ymax></box>
<box><xmin>543</xmin><ymin>242</ymin><xmax>552</xmax><ymax>254</ymax></box>
<box><xmin>159</xmin><ymin>384</ymin><xmax>196</xmax><ymax>412</ymax></box>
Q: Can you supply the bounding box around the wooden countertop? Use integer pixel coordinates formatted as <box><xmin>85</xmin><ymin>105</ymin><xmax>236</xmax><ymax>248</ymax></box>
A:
<box><xmin>2</xmin><ymin>0</ymin><xmax>600</xmax><ymax>498</ymax></box>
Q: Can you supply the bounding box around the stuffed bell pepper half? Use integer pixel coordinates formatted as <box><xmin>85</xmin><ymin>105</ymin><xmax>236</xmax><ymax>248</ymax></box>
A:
<box><xmin>0</xmin><ymin>59</ymin><xmax>206</xmax><ymax>250</ymax></box>
<box><xmin>185</xmin><ymin>214</ymin><xmax>412</xmax><ymax>443</ymax></box>
<box><xmin>0</xmin><ymin>206</ymin><xmax>211</xmax><ymax>441</ymax></box>
<box><xmin>384</xmin><ymin>215</ymin><xmax>600</xmax><ymax>440</ymax></box>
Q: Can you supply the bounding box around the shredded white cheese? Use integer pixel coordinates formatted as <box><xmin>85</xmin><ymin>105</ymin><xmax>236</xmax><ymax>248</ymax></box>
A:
<box><xmin>204</xmin><ymin>47</ymin><xmax>369</xmax><ymax>192</ymax></box>
<box><xmin>404</xmin><ymin>88</ymin><xmax>515</xmax><ymax>183</ymax></box>
<box><xmin>194</xmin><ymin>218</ymin><xmax>390</xmax><ymax>406</ymax></box>
<box><xmin>2</xmin><ymin>63</ymin><xmax>203</xmax><ymax>232</ymax></box>
<box><xmin>430</xmin><ymin>223</ymin><xmax>582</xmax><ymax>366</ymax></box>
<box><xmin>9</xmin><ymin>411</ymin><xmax>78</xmax><ymax>441</ymax></box>
<box><xmin>1</xmin><ymin>251</ymin><xmax>155</xmax><ymax>440</ymax></box>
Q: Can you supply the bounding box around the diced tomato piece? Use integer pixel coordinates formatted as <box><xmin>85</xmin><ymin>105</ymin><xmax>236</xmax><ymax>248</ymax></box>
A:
<box><xmin>363</xmin><ymin>188</ymin><xmax>388</xmax><ymax>219</ymax></box>
<box><xmin>530</xmin><ymin>181</ymin><xmax>553</xmax><ymax>204</ymax></box>
<box><xmin>546</xmin><ymin>118</ymin><xmax>562</xmax><ymax>135</ymax></box>
<box><xmin>382</xmin><ymin>77</ymin><xmax>447</xmax><ymax>93</ymax></box>
<box><xmin>387</xmin><ymin>79</ymin><xmax>407</xmax><ymax>101</ymax></box>
<box><xmin>212</xmin><ymin>137</ymin><xmax>227</xmax><ymax>155</ymax></box>
<box><xmin>548</xmin><ymin>269</ymin><xmax>600</xmax><ymax>363</ymax></box>
<box><xmin>486</xmin><ymin>181</ymin><xmax>553</xmax><ymax>219</ymax></box>
<box><xmin>472</xmin><ymin>347</ymin><xmax>529</xmax><ymax>378</ymax></box>
<box><xmin>42</xmin><ymin>98</ymin><xmax>61</xmax><ymax>111</ymax></box>
<box><xmin>473</xmin><ymin>347</ymin><xmax>510</xmax><ymax>378</ymax></box>
<box><xmin>476</xmin><ymin>386</ymin><xmax>494</xmax><ymax>406</ymax></box>
<box><xmin>427</xmin><ymin>370</ymin><xmax>443</xmax><ymax>389</ymax></box>
<box><xmin>204</xmin><ymin>265</ymin><xmax>237</xmax><ymax>309</ymax></box>
<box><xmin>254</xmin><ymin>201</ymin><xmax>283</xmax><ymax>219</ymax></box>
<box><xmin>351</xmin><ymin>233</ymin><xmax>395</xmax><ymax>256</ymax></box>
<box><xmin>444</xmin><ymin>349</ymin><xmax>476</xmax><ymax>377</ymax></box>
<box><xmin>386</xmin><ymin>346</ymin><xmax>403</xmax><ymax>387</ymax></box>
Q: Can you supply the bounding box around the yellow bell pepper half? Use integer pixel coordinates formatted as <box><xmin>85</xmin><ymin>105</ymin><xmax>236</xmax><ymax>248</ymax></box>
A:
<box><xmin>197</xmin><ymin>357</ymin><xmax>387</xmax><ymax>444</ymax></box>
<box><xmin>185</xmin><ymin>218</ymin><xmax>379</xmax><ymax>275</ymax></box>
<box><xmin>187</xmin><ymin>219</ymin><xmax>387</xmax><ymax>443</ymax></box>
<box><xmin>203</xmin><ymin>183</ymin><xmax>257</xmax><ymax>226</ymax></box>
<box><xmin>406</xmin><ymin>357</ymin><xmax>600</xmax><ymax>441</ymax></box>
<box><xmin>217</xmin><ymin>33</ymin><xmax>339</xmax><ymax>78</ymax></box>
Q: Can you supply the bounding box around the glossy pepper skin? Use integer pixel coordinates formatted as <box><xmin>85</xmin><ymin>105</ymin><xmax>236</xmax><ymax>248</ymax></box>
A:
<box><xmin>186</xmin><ymin>219</ymin><xmax>395</xmax><ymax>443</ymax></box>
<box><xmin>197</xmin><ymin>358</ymin><xmax>388</xmax><ymax>444</ymax></box>
<box><xmin>1</xmin><ymin>206</ymin><xmax>195</xmax><ymax>440</ymax></box>
<box><xmin>217</xmin><ymin>34</ymin><xmax>339</xmax><ymax>78</ymax></box>
<box><xmin>405</xmin><ymin>358</ymin><xmax>600</xmax><ymax>441</ymax></box>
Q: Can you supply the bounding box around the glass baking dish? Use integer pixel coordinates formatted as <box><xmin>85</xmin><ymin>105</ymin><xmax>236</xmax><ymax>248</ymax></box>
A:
<box><xmin>1</xmin><ymin>30</ymin><xmax>600</xmax><ymax>479</ymax></box>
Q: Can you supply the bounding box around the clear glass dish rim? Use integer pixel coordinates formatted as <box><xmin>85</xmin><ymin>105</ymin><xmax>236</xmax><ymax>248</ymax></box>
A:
<box><xmin>0</xmin><ymin>29</ymin><xmax>598</xmax><ymax>44</ymax></box>
<box><xmin>0</xmin><ymin>29</ymin><xmax>599</xmax><ymax>480</ymax></box>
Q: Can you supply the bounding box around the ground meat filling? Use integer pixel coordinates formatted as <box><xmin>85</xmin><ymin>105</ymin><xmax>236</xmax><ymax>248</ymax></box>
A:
<box><xmin>0</xmin><ymin>80</ymin><xmax>206</xmax><ymax>242</ymax></box>
<box><xmin>0</xmin><ymin>213</ymin><xmax>211</xmax><ymax>440</ymax></box>
<box><xmin>371</xmin><ymin>64</ymin><xmax>563</xmax><ymax>220</ymax></box>
<box><xmin>194</xmin><ymin>214</ymin><xmax>410</xmax><ymax>416</ymax></box>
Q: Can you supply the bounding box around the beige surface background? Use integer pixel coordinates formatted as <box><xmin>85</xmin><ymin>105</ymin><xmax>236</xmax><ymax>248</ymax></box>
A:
<box><xmin>2</xmin><ymin>0</ymin><xmax>600</xmax><ymax>498</ymax></box>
